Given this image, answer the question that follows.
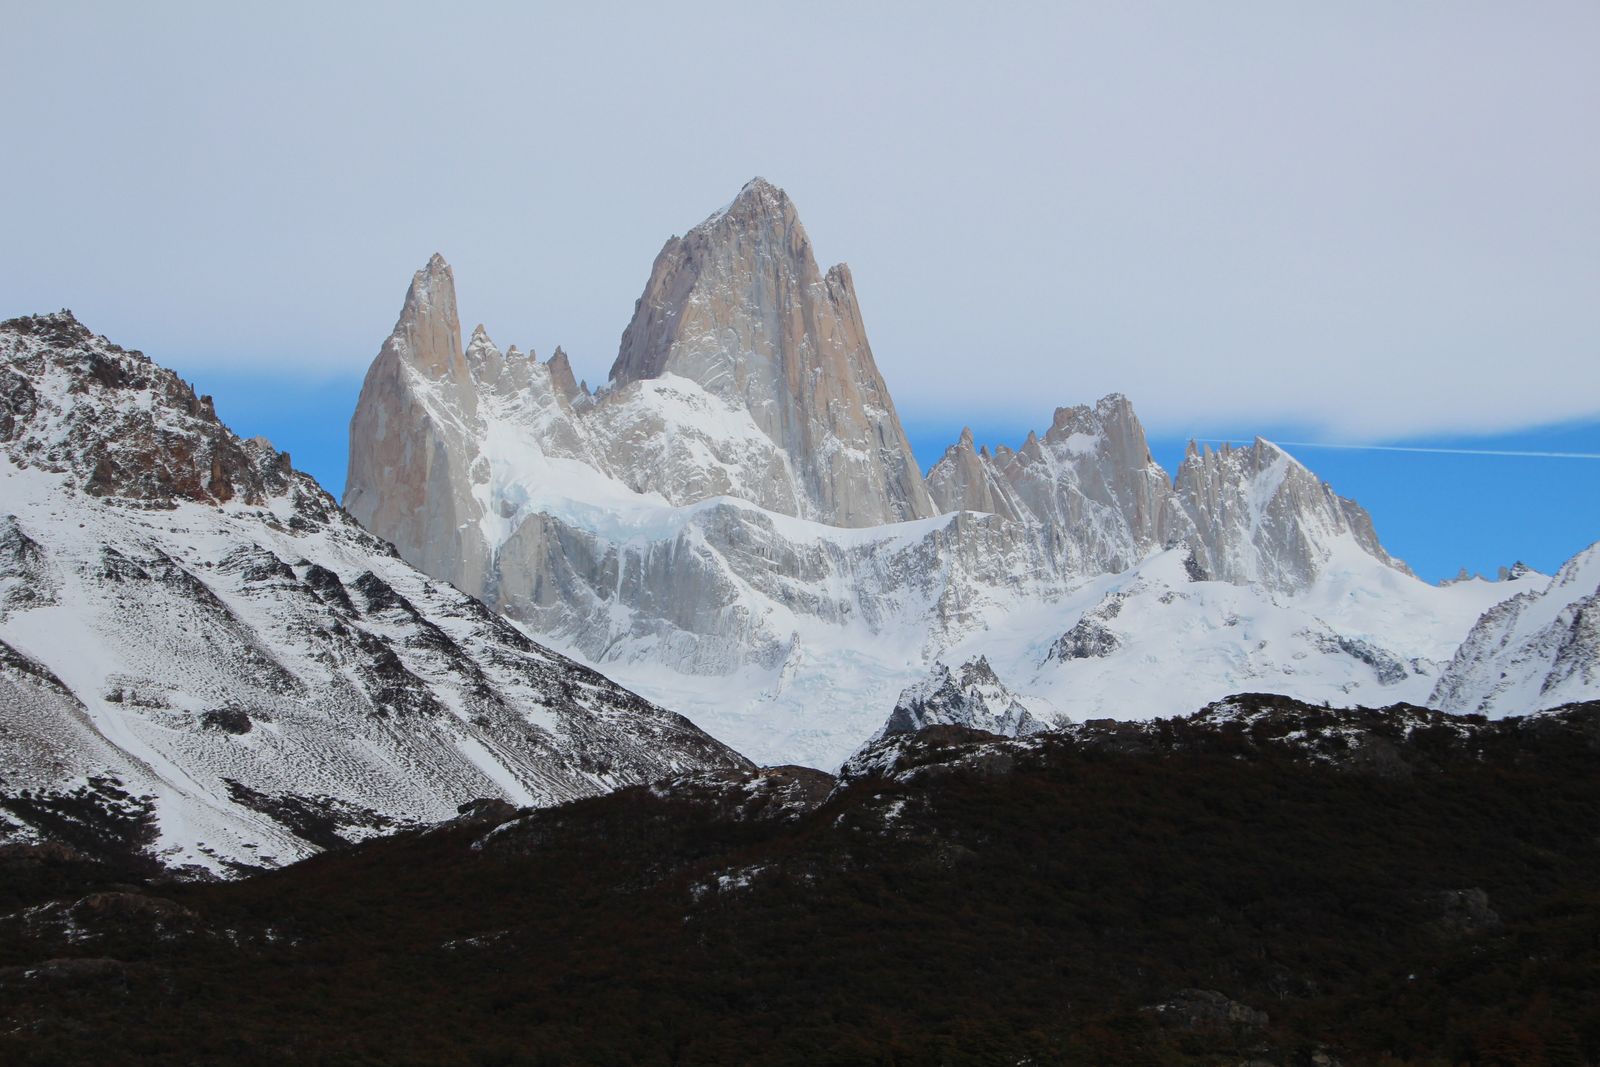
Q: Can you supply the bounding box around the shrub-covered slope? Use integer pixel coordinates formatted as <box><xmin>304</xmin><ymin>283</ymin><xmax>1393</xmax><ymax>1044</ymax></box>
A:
<box><xmin>2</xmin><ymin>695</ymin><xmax>1597</xmax><ymax>1065</ymax></box>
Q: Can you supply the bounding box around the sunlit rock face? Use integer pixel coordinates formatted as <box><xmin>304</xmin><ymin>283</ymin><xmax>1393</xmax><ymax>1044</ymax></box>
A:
<box><xmin>611</xmin><ymin>177</ymin><xmax>935</xmax><ymax>528</ymax></box>
<box><xmin>345</xmin><ymin>254</ymin><xmax>490</xmax><ymax>598</ymax></box>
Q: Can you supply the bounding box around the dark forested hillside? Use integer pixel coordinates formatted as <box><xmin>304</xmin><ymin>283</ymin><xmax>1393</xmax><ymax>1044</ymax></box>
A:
<box><xmin>3</xmin><ymin>695</ymin><xmax>1598</xmax><ymax>1066</ymax></box>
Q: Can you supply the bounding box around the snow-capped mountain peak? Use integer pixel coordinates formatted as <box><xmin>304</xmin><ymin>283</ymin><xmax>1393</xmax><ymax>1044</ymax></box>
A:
<box><xmin>0</xmin><ymin>312</ymin><xmax>749</xmax><ymax>874</ymax></box>
<box><xmin>608</xmin><ymin>177</ymin><xmax>935</xmax><ymax>528</ymax></box>
<box><xmin>341</xmin><ymin>181</ymin><xmax>1585</xmax><ymax>768</ymax></box>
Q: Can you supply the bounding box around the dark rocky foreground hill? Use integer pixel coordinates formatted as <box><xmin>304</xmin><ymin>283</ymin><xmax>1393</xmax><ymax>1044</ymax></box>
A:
<box><xmin>2</xmin><ymin>695</ymin><xmax>1598</xmax><ymax>1065</ymax></box>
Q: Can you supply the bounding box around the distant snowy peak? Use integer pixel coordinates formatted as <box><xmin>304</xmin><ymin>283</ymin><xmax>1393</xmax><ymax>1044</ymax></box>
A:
<box><xmin>1431</xmin><ymin>541</ymin><xmax>1600</xmax><ymax>716</ymax></box>
<box><xmin>1441</xmin><ymin>561</ymin><xmax>1537</xmax><ymax>586</ymax></box>
<box><xmin>928</xmin><ymin>394</ymin><xmax>1181</xmax><ymax>578</ymax></box>
<box><xmin>344</xmin><ymin>250</ymin><xmax>818</xmax><ymax>576</ymax></box>
<box><xmin>0</xmin><ymin>312</ymin><xmax>750</xmax><ymax>874</ymax></box>
<box><xmin>872</xmin><ymin>656</ymin><xmax>1052</xmax><ymax>744</ymax></box>
<box><xmin>609</xmin><ymin>177</ymin><xmax>935</xmax><ymax>527</ymax></box>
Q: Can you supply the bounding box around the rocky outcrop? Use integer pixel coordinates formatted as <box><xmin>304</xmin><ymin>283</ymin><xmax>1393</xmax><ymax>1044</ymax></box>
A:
<box><xmin>1045</xmin><ymin>592</ymin><xmax>1125</xmax><ymax>662</ymax></box>
<box><xmin>611</xmin><ymin>178</ymin><xmax>935</xmax><ymax>527</ymax></box>
<box><xmin>0</xmin><ymin>312</ymin><xmax>751</xmax><ymax>875</ymax></box>
<box><xmin>873</xmin><ymin>657</ymin><xmax>1050</xmax><ymax>742</ymax></box>
<box><xmin>925</xmin><ymin>414</ymin><xmax>1406</xmax><ymax>595</ymax></box>
<box><xmin>1441</xmin><ymin>561</ymin><xmax>1536</xmax><ymax>586</ymax></box>
<box><xmin>1172</xmin><ymin>437</ymin><xmax>1407</xmax><ymax>590</ymax></box>
<box><xmin>344</xmin><ymin>255</ymin><xmax>491</xmax><ymax>597</ymax></box>
<box><xmin>1430</xmin><ymin>542</ymin><xmax>1600</xmax><ymax>715</ymax></box>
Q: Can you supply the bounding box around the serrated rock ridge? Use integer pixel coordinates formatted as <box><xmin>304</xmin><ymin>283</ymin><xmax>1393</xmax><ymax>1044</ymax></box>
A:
<box><xmin>0</xmin><ymin>313</ymin><xmax>751</xmax><ymax>874</ymax></box>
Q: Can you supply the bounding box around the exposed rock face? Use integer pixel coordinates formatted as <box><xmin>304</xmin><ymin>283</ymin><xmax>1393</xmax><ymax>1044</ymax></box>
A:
<box><xmin>924</xmin><ymin>428</ymin><xmax>1024</xmax><ymax>522</ymax></box>
<box><xmin>345</xmin><ymin>255</ymin><xmax>490</xmax><ymax>597</ymax></box>
<box><xmin>342</xmin><ymin>180</ymin><xmax>1530</xmax><ymax>769</ymax></box>
<box><xmin>928</xmin><ymin>409</ymin><xmax>1406</xmax><ymax>593</ymax></box>
<box><xmin>611</xmin><ymin>178</ymin><xmax>935</xmax><ymax>527</ymax></box>
<box><xmin>0</xmin><ymin>312</ymin><xmax>292</xmax><ymax>508</ymax></box>
<box><xmin>1172</xmin><ymin>437</ymin><xmax>1407</xmax><ymax>589</ymax></box>
<box><xmin>1441</xmin><ymin>561</ymin><xmax>1535</xmax><ymax>587</ymax></box>
<box><xmin>873</xmin><ymin>657</ymin><xmax>1050</xmax><ymax>742</ymax></box>
<box><xmin>1430</xmin><ymin>542</ymin><xmax>1600</xmax><ymax>715</ymax></box>
<box><xmin>546</xmin><ymin>346</ymin><xmax>583</xmax><ymax>404</ymax></box>
<box><xmin>1046</xmin><ymin>592</ymin><xmax>1125</xmax><ymax>662</ymax></box>
<box><xmin>993</xmin><ymin>395</ymin><xmax>1190</xmax><ymax>572</ymax></box>
<box><xmin>926</xmin><ymin>395</ymin><xmax>1186</xmax><ymax>575</ymax></box>
<box><xmin>0</xmin><ymin>312</ymin><xmax>750</xmax><ymax>875</ymax></box>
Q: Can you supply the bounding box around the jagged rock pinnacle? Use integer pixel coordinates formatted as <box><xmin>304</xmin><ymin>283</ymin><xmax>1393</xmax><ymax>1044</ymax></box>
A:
<box><xmin>609</xmin><ymin>179</ymin><xmax>934</xmax><ymax>527</ymax></box>
<box><xmin>345</xmin><ymin>253</ymin><xmax>487</xmax><ymax>596</ymax></box>
<box><xmin>547</xmin><ymin>346</ymin><xmax>581</xmax><ymax>402</ymax></box>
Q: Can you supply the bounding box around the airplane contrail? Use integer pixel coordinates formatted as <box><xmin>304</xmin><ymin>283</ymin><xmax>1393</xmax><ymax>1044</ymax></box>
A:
<box><xmin>1211</xmin><ymin>440</ymin><xmax>1600</xmax><ymax>461</ymax></box>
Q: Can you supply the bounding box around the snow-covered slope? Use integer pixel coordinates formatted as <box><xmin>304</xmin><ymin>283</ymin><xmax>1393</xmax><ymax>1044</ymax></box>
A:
<box><xmin>933</xmin><ymin>543</ymin><xmax>1524</xmax><ymax>728</ymax></box>
<box><xmin>343</xmin><ymin>180</ymin><xmax>1551</xmax><ymax>769</ymax></box>
<box><xmin>1429</xmin><ymin>542</ymin><xmax>1600</xmax><ymax>715</ymax></box>
<box><xmin>0</xmin><ymin>312</ymin><xmax>750</xmax><ymax>875</ymax></box>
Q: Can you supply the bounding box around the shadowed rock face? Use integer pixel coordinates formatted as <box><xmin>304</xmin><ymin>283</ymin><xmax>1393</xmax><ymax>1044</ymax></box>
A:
<box><xmin>611</xmin><ymin>178</ymin><xmax>935</xmax><ymax>528</ymax></box>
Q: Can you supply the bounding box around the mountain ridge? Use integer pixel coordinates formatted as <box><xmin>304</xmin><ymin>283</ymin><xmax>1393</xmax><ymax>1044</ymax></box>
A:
<box><xmin>0</xmin><ymin>310</ymin><xmax>750</xmax><ymax>875</ymax></box>
<box><xmin>341</xmin><ymin>178</ymin><xmax>1592</xmax><ymax>766</ymax></box>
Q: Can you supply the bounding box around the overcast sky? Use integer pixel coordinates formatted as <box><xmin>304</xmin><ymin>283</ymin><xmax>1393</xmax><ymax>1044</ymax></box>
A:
<box><xmin>4</xmin><ymin>1</ymin><xmax>1597</xmax><ymax>444</ymax></box>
